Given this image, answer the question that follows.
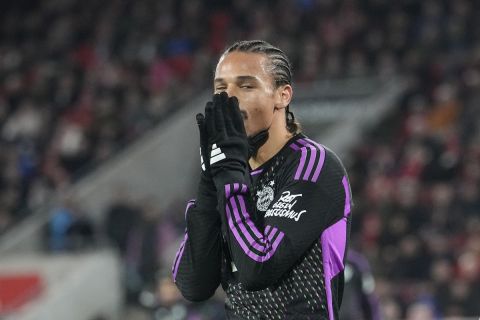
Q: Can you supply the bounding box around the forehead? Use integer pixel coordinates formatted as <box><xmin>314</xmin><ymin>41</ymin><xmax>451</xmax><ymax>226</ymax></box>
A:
<box><xmin>215</xmin><ymin>52</ymin><xmax>272</xmax><ymax>81</ymax></box>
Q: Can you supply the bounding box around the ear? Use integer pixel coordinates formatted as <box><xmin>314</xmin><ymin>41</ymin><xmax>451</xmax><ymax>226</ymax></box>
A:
<box><xmin>274</xmin><ymin>84</ymin><xmax>293</xmax><ymax>109</ymax></box>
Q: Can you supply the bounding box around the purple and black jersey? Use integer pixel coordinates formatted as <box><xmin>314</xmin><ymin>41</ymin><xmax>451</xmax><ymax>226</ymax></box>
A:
<box><xmin>172</xmin><ymin>133</ymin><xmax>352</xmax><ymax>320</ymax></box>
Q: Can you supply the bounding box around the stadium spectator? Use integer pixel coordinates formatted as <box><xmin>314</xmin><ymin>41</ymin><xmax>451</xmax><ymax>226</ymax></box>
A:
<box><xmin>104</xmin><ymin>186</ymin><xmax>139</xmax><ymax>256</ymax></box>
<box><xmin>124</xmin><ymin>198</ymin><xmax>163</xmax><ymax>304</ymax></box>
<box><xmin>46</xmin><ymin>195</ymin><xmax>95</xmax><ymax>252</ymax></box>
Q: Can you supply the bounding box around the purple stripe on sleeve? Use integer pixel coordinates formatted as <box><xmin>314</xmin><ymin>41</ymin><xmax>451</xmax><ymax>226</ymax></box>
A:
<box><xmin>257</xmin><ymin>232</ymin><xmax>284</xmax><ymax>262</ymax></box>
<box><xmin>227</xmin><ymin>184</ymin><xmax>265</xmax><ymax>244</ymax></box>
<box><xmin>305</xmin><ymin>138</ymin><xmax>326</xmax><ymax>182</ymax></box>
<box><xmin>290</xmin><ymin>142</ymin><xmax>307</xmax><ymax>180</ymax></box>
<box><xmin>298</xmin><ymin>141</ymin><xmax>317</xmax><ymax>181</ymax></box>
<box><xmin>172</xmin><ymin>240</ymin><xmax>186</xmax><ymax>272</ymax></box>
<box><xmin>229</xmin><ymin>197</ymin><xmax>266</xmax><ymax>246</ymax></box>
<box><xmin>226</xmin><ymin>205</ymin><xmax>268</xmax><ymax>252</ymax></box>
<box><xmin>267</xmin><ymin>226</ymin><xmax>279</xmax><ymax>242</ymax></box>
<box><xmin>342</xmin><ymin>176</ymin><xmax>351</xmax><ymax>216</ymax></box>
<box><xmin>185</xmin><ymin>200</ymin><xmax>195</xmax><ymax>218</ymax></box>
<box><xmin>225</xmin><ymin>205</ymin><xmax>256</xmax><ymax>257</ymax></box>
<box><xmin>264</xmin><ymin>225</ymin><xmax>279</xmax><ymax>244</ymax></box>
<box><xmin>226</xmin><ymin>205</ymin><xmax>280</xmax><ymax>262</ymax></box>
<box><xmin>224</xmin><ymin>197</ymin><xmax>285</xmax><ymax>262</ymax></box>
<box><xmin>264</xmin><ymin>225</ymin><xmax>271</xmax><ymax>236</ymax></box>
<box><xmin>294</xmin><ymin>146</ymin><xmax>307</xmax><ymax>180</ymax></box>
<box><xmin>321</xmin><ymin>217</ymin><xmax>348</xmax><ymax>320</ymax></box>
<box><xmin>237</xmin><ymin>195</ymin><xmax>264</xmax><ymax>240</ymax></box>
<box><xmin>225</xmin><ymin>184</ymin><xmax>231</xmax><ymax>199</ymax></box>
<box><xmin>250</xmin><ymin>168</ymin><xmax>264</xmax><ymax>176</ymax></box>
<box><xmin>172</xmin><ymin>239</ymin><xmax>186</xmax><ymax>275</ymax></box>
<box><xmin>172</xmin><ymin>200</ymin><xmax>196</xmax><ymax>281</ymax></box>
<box><xmin>228</xmin><ymin>184</ymin><xmax>274</xmax><ymax>247</ymax></box>
<box><xmin>172</xmin><ymin>233</ymin><xmax>188</xmax><ymax>281</ymax></box>
<box><xmin>298</xmin><ymin>139</ymin><xmax>317</xmax><ymax>181</ymax></box>
<box><xmin>222</xmin><ymin>183</ymin><xmax>286</xmax><ymax>262</ymax></box>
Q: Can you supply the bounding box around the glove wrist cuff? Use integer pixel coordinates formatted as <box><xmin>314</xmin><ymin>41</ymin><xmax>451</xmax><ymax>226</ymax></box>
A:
<box><xmin>212</xmin><ymin>169</ymin><xmax>248</xmax><ymax>193</ymax></box>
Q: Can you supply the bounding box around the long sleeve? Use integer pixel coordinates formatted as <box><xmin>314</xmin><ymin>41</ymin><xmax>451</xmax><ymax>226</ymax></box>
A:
<box><xmin>172</xmin><ymin>175</ymin><xmax>223</xmax><ymax>302</ymax></box>
<box><xmin>213</xmin><ymin>138</ymin><xmax>352</xmax><ymax>292</ymax></box>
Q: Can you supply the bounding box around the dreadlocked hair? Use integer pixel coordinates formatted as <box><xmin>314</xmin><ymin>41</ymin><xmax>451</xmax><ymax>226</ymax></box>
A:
<box><xmin>222</xmin><ymin>40</ymin><xmax>301</xmax><ymax>134</ymax></box>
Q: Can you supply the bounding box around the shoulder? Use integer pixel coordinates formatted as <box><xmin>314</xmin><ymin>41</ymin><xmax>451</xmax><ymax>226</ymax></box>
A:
<box><xmin>283</xmin><ymin>135</ymin><xmax>347</xmax><ymax>184</ymax></box>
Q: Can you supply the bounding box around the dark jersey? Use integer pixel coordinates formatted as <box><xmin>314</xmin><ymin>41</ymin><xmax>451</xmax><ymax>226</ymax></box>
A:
<box><xmin>172</xmin><ymin>133</ymin><xmax>352</xmax><ymax>320</ymax></box>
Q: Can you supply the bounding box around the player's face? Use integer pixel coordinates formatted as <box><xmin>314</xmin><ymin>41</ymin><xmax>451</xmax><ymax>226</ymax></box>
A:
<box><xmin>214</xmin><ymin>52</ymin><xmax>283</xmax><ymax>137</ymax></box>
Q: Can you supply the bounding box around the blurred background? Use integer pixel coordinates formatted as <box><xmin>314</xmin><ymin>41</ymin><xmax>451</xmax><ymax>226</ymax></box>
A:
<box><xmin>0</xmin><ymin>0</ymin><xmax>479</xmax><ymax>319</ymax></box>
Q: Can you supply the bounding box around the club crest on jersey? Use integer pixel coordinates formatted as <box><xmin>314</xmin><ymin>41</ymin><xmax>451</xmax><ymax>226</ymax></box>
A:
<box><xmin>256</xmin><ymin>181</ymin><xmax>274</xmax><ymax>211</ymax></box>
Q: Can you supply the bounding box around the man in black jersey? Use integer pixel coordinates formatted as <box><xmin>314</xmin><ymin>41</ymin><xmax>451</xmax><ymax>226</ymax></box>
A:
<box><xmin>172</xmin><ymin>40</ymin><xmax>352</xmax><ymax>320</ymax></box>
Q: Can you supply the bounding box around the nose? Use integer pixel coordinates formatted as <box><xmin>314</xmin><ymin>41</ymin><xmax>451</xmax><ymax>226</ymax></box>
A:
<box><xmin>223</xmin><ymin>85</ymin><xmax>239</xmax><ymax>99</ymax></box>
<box><xmin>224</xmin><ymin>87</ymin><xmax>234</xmax><ymax>98</ymax></box>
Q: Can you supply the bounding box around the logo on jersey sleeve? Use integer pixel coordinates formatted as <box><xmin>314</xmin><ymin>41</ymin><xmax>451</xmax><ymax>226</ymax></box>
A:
<box><xmin>264</xmin><ymin>191</ymin><xmax>306</xmax><ymax>222</ymax></box>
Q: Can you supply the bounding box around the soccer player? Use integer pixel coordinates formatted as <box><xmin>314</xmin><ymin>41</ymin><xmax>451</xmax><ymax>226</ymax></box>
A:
<box><xmin>172</xmin><ymin>40</ymin><xmax>352</xmax><ymax>319</ymax></box>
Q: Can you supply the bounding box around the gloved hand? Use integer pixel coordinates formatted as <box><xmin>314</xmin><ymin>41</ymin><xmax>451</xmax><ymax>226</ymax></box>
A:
<box><xmin>204</xmin><ymin>92</ymin><xmax>249</xmax><ymax>179</ymax></box>
<box><xmin>194</xmin><ymin>105</ymin><xmax>218</xmax><ymax>211</ymax></box>
<box><xmin>196</xmin><ymin>111</ymin><xmax>210</xmax><ymax>173</ymax></box>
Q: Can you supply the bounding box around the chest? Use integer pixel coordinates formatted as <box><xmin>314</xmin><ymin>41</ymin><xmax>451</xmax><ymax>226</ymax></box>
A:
<box><xmin>250</xmin><ymin>155</ymin><xmax>285</xmax><ymax>214</ymax></box>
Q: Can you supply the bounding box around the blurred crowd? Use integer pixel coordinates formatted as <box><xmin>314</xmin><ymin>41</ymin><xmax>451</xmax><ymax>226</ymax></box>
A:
<box><xmin>349</xmin><ymin>52</ymin><xmax>480</xmax><ymax>318</ymax></box>
<box><xmin>1</xmin><ymin>0</ymin><xmax>480</xmax><ymax>319</ymax></box>
<box><xmin>0</xmin><ymin>0</ymin><xmax>216</xmax><ymax>234</ymax></box>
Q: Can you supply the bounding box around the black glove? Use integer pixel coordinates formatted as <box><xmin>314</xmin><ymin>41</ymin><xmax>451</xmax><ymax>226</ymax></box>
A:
<box><xmin>194</xmin><ymin>106</ymin><xmax>217</xmax><ymax>211</ymax></box>
<box><xmin>196</xmin><ymin>111</ymin><xmax>210</xmax><ymax>173</ymax></box>
<box><xmin>205</xmin><ymin>92</ymin><xmax>249</xmax><ymax>180</ymax></box>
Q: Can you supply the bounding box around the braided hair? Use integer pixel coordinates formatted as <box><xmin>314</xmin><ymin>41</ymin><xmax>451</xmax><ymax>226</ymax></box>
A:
<box><xmin>222</xmin><ymin>40</ymin><xmax>301</xmax><ymax>134</ymax></box>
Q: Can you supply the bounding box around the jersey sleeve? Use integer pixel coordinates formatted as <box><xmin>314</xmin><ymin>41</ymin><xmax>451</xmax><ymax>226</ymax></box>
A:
<box><xmin>213</xmin><ymin>140</ymin><xmax>352</xmax><ymax>291</ymax></box>
<box><xmin>171</xmin><ymin>188</ymin><xmax>223</xmax><ymax>301</ymax></box>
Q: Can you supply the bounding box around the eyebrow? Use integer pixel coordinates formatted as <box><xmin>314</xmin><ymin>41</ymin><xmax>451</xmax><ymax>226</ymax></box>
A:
<box><xmin>214</xmin><ymin>75</ymin><xmax>260</xmax><ymax>84</ymax></box>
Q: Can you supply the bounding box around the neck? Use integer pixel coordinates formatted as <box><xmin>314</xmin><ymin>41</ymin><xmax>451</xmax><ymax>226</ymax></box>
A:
<box><xmin>248</xmin><ymin>118</ymin><xmax>293</xmax><ymax>170</ymax></box>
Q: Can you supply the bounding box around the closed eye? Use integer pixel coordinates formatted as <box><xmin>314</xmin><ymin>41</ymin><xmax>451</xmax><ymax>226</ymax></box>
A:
<box><xmin>215</xmin><ymin>86</ymin><xmax>227</xmax><ymax>92</ymax></box>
